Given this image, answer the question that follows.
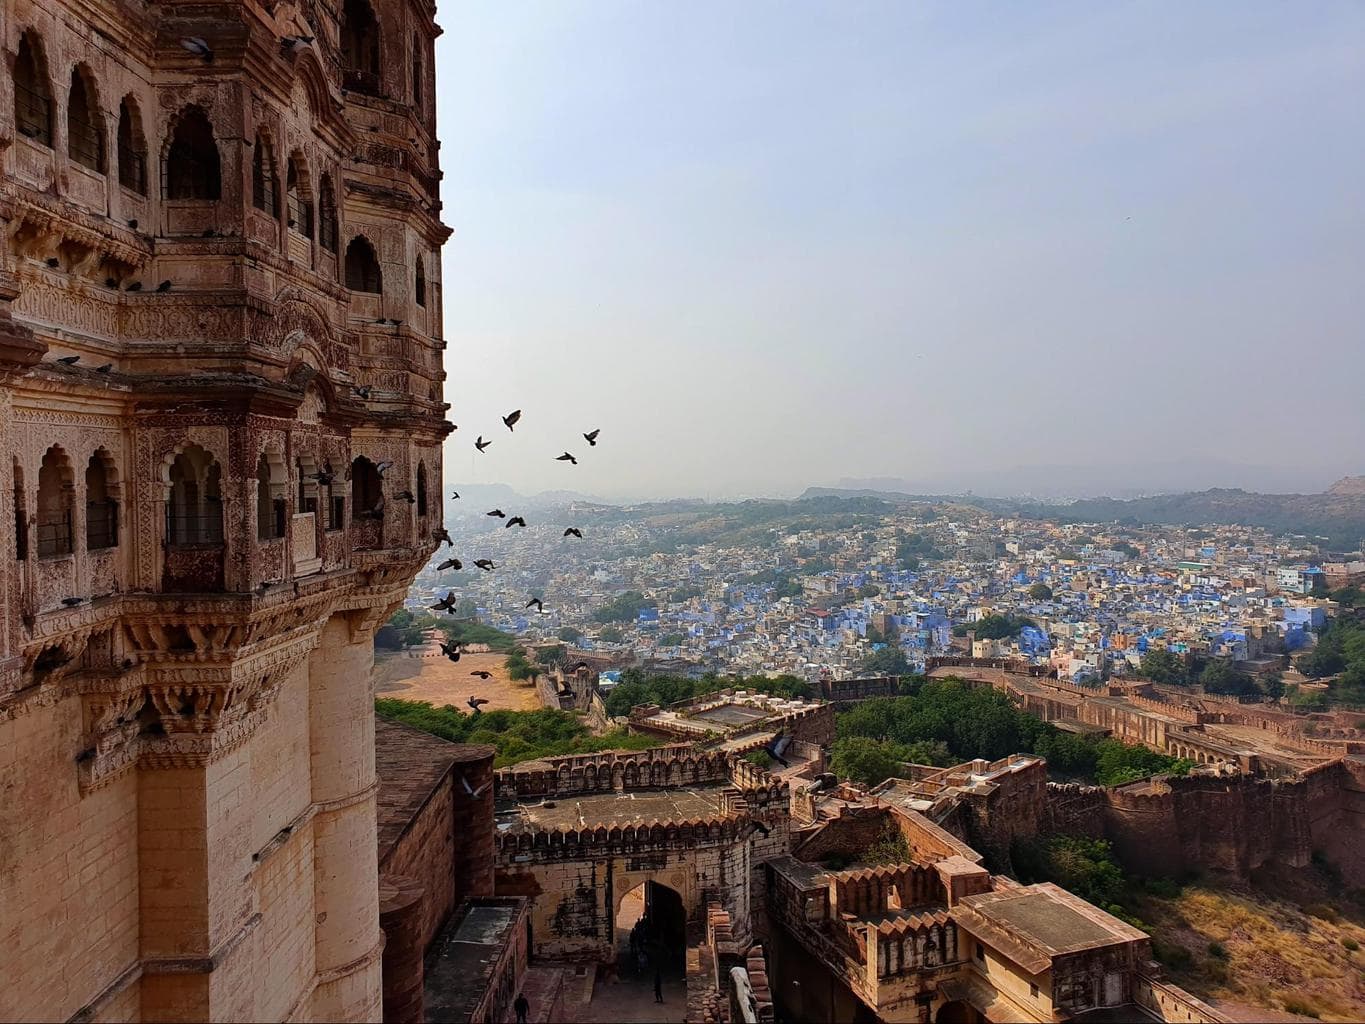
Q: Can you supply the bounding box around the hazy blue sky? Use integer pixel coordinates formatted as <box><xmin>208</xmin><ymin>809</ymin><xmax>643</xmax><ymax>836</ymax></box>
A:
<box><xmin>435</xmin><ymin>2</ymin><xmax>1364</xmax><ymax>501</ymax></box>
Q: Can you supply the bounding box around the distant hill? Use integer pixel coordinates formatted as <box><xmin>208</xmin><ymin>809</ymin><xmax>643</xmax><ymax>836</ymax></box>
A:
<box><xmin>446</xmin><ymin>483</ymin><xmax>616</xmax><ymax>513</ymax></box>
<box><xmin>1329</xmin><ymin>476</ymin><xmax>1365</xmax><ymax>497</ymax></box>
<box><xmin>799</xmin><ymin>484</ymin><xmax>1365</xmax><ymax>549</ymax></box>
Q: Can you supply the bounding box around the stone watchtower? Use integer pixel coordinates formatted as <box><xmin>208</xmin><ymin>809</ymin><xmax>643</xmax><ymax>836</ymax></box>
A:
<box><xmin>0</xmin><ymin>0</ymin><xmax>449</xmax><ymax>1019</ymax></box>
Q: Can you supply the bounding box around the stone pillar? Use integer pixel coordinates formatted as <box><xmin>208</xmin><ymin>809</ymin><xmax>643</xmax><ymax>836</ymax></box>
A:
<box><xmin>379</xmin><ymin>875</ymin><xmax>427</xmax><ymax>1024</ymax></box>
<box><xmin>137</xmin><ymin>747</ymin><xmax>258</xmax><ymax>1022</ymax></box>
<box><xmin>309</xmin><ymin>612</ymin><xmax>384</xmax><ymax>1022</ymax></box>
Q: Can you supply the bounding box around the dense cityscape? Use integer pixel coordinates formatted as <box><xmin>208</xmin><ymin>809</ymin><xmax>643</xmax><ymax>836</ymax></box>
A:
<box><xmin>405</xmin><ymin>488</ymin><xmax>1365</xmax><ymax>700</ymax></box>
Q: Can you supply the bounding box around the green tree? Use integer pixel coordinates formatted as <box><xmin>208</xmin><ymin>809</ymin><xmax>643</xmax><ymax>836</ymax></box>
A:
<box><xmin>557</xmin><ymin>626</ymin><xmax>584</xmax><ymax>643</ymax></box>
<box><xmin>831</xmin><ymin>737</ymin><xmax>907</xmax><ymax>787</ymax></box>
<box><xmin>1331</xmin><ymin>585</ymin><xmax>1364</xmax><ymax>609</ymax></box>
<box><xmin>593</xmin><ymin>590</ymin><xmax>656</xmax><ymax>624</ymax></box>
<box><xmin>1138</xmin><ymin>648</ymin><xmax>1187</xmax><ymax>686</ymax></box>
<box><xmin>857</xmin><ymin>583</ymin><xmax>882</xmax><ymax>599</ymax></box>
<box><xmin>598</xmin><ymin>625</ymin><xmax>624</xmax><ymax>644</ymax></box>
<box><xmin>860</xmin><ymin>647</ymin><xmax>911</xmax><ymax>676</ymax></box>
<box><xmin>504</xmin><ymin>648</ymin><xmax>536</xmax><ymax>681</ymax></box>
<box><xmin>658</xmin><ymin>632</ymin><xmax>686</xmax><ymax>647</ymax></box>
<box><xmin>1198</xmin><ymin>658</ymin><xmax>1256</xmax><ymax>696</ymax></box>
<box><xmin>972</xmin><ymin>613</ymin><xmax>1037</xmax><ymax>640</ymax></box>
<box><xmin>1028</xmin><ymin>582</ymin><xmax>1054</xmax><ymax>601</ymax></box>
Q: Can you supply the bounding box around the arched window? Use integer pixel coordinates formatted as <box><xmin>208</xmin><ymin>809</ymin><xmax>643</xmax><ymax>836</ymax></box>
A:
<box><xmin>411</xmin><ymin>35</ymin><xmax>422</xmax><ymax>106</ymax></box>
<box><xmin>351</xmin><ymin>456</ymin><xmax>382</xmax><ymax>516</ymax></box>
<box><xmin>416</xmin><ymin>461</ymin><xmax>428</xmax><ymax>517</ymax></box>
<box><xmin>344</xmin><ymin>237</ymin><xmax>382</xmax><ymax>292</ymax></box>
<box><xmin>164</xmin><ymin>106</ymin><xmax>221</xmax><ymax>199</ymax></box>
<box><xmin>117</xmin><ymin>97</ymin><xmax>147</xmax><ymax>194</ymax></box>
<box><xmin>318</xmin><ymin>174</ymin><xmax>338</xmax><ymax>253</ymax></box>
<box><xmin>14</xmin><ymin>32</ymin><xmax>53</xmax><ymax>146</ymax></box>
<box><xmin>252</xmin><ymin>136</ymin><xmax>277</xmax><ymax>214</ymax></box>
<box><xmin>415</xmin><ymin>255</ymin><xmax>426</xmax><ymax>307</ymax></box>
<box><xmin>166</xmin><ymin>445</ymin><xmax>223</xmax><ymax>545</ymax></box>
<box><xmin>85</xmin><ymin>450</ymin><xmax>119</xmax><ymax>550</ymax></box>
<box><xmin>256</xmin><ymin>452</ymin><xmax>286</xmax><ymax>540</ymax></box>
<box><xmin>67</xmin><ymin>67</ymin><xmax>104</xmax><ymax>172</ymax></box>
<box><xmin>36</xmin><ymin>446</ymin><xmax>74</xmax><ymax>558</ymax></box>
<box><xmin>287</xmin><ymin>157</ymin><xmax>313</xmax><ymax>236</ymax></box>
<box><xmin>341</xmin><ymin>0</ymin><xmax>382</xmax><ymax>94</ymax></box>
<box><xmin>12</xmin><ymin>460</ymin><xmax>28</xmax><ymax>561</ymax></box>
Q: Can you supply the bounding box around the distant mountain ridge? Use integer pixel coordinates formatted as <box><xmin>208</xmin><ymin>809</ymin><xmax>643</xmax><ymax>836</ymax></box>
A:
<box><xmin>799</xmin><ymin>483</ymin><xmax>1365</xmax><ymax>549</ymax></box>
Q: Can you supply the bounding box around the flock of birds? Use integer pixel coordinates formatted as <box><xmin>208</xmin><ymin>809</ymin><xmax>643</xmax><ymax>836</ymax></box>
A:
<box><xmin>425</xmin><ymin>409</ymin><xmax>601</xmax><ymax>714</ymax></box>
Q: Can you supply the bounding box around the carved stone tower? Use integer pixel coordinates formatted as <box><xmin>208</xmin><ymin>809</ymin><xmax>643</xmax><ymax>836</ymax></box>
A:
<box><xmin>0</xmin><ymin>0</ymin><xmax>449</xmax><ymax>1019</ymax></box>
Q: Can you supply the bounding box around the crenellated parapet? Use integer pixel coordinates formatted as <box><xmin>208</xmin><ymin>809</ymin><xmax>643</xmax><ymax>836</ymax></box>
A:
<box><xmin>495</xmin><ymin>816</ymin><xmax>755</xmax><ymax>862</ymax></box>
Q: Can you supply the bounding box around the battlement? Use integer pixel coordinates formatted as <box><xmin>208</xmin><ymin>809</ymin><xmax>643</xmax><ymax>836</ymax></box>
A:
<box><xmin>495</xmin><ymin>816</ymin><xmax>754</xmax><ymax>858</ymax></box>
<box><xmin>493</xmin><ymin>746</ymin><xmax>730</xmax><ymax>799</ymax></box>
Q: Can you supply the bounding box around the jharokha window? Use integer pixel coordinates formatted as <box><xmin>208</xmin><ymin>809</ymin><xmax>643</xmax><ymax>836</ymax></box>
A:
<box><xmin>117</xmin><ymin>97</ymin><xmax>147</xmax><ymax>194</ymax></box>
<box><xmin>165</xmin><ymin>445</ymin><xmax>224</xmax><ymax>545</ymax></box>
<box><xmin>14</xmin><ymin>33</ymin><xmax>53</xmax><ymax>146</ymax></box>
<box><xmin>287</xmin><ymin>157</ymin><xmax>314</xmax><ymax>237</ymax></box>
<box><xmin>67</xmin><ymin>67</ymin><xmax>105</xmax><ymax>172</ymax></box>
<box><xmin>318</xmin><ymin>175</ymin><xmax>339</xmax><ymax>253</ymax></box>
<box><xmin>85</xmin><ymin>451</ymin><xmax>119</xmax><ymax>550</ymax></box>
<box><xmin>345</xmin><ymin>237</ymin><xmax>382</xmax><ymax>293</ymax></box>
<box><xmin>164</xmin><ymin>106</ymin><xmax>221</xmax><ymax>199</ymax></box>
<box><xmin>253</xmin><ymin>137</ymin><xmax>278</xmax><ymax>215</ymax></box>
<box><xmin>36</xmin><ymin>446</ymin><xmax>74</xmax><ymax>558</ymax></box>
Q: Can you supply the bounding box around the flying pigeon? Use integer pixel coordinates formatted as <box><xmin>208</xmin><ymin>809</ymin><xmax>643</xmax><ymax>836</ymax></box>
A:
<box><xmin>459</xmin><ymin>773</ymin><xmax>490</xmax><ymax>798</ymax></box>
<box><xmin>395</xmin><ymin>490</ymin><xmax>416</xmax><ymax>503</ymax></box>
<box><xmin>502</xmin><ymin>409</ymin><xmax>521</xmax><ymax>431</ymax></box>
<box><xmin>440</xmin><ymin>642</ymin><xmax>461</xmax><ymax>662</ymax></box>
<box><xmin>763</xmin><ymin>733</ymin><xmax>793</xmax><ymax>768</ymax></box>
<box><xmin>525</xmin><ymin>597</ymin><xmax>543</xmax><ymax>613</ymax></box>
<box><xmin>352</xmin><ymin>385</ymin><xmax>372</xmax><ymax>399</ymax></box>
<box><xmin>180</xmin><ymin>37</ymin><xmax>214</xmax><ymax>61</ymax></box>
<box><xmin>563</xmin><ymin>527</ymin><xmax>582</xmax><ymax>539</ymax></box>
<box><xmin>429</xmin><ymin>591</ymin><xmax>457</xmax><ymax>612</ymax></box>
<box><xmin>309</xmin><ymin>470</ymin><xmax>334</xmax><ymax>484</ymax></box>
<box><xmin>505</xmin><ymin>516</ymin><xmax>526</xmax><ymax>528</ymax></box>
<box><xmin>281</xmin><ymin>35</ymin><xmax>314</xmax><ymax>55</ymax></box>
<box><xmin>583</xmin><ymin>429</ymin><xmax>600</xmax><ymax>446</ymax></box>
<box><xmin>473</xmin><ymin>559</ymin><xmax>495</xmax><ymax>571</ymax></box>
<box><xmin>470</xmin><ymin>670</ymin><xmax>492</xmax><ymax>679</ymax></box>
<box><xmin>450</xmin><ymin>491</ymin><xmax>460</xmax><ymax>500</ymax></box>
<box><xmin>557</xmin><ymin>685</ymin><xmax>575</xmax><ymax>699</ymax></box>
<box><xmin>475</xmin><ymin>436</ymin><xmax>491</xmax><ymax>453</ymax></box>
<box><xmin>436</xmin><ymin>558</ymin><xmax>462</xmax><ymax>572</ymax></box>
<box><xmin>375</xmin><ymin>460</ymin><xmax>394</xmax><ymax>475</ymax></box>
<box><xmin>432</xmin><ymin>527</ymin><xmax>453</xmax><ymax>547</ymax></box>
<box><xmin>556</xmin><ymin>452</ymin><xmax>578</xmax><ymax>465</ymax></box>
<box><xmin>466</xmin><ymin>696</ymin><xmax>490</xmax><ymax>714</ymax></box>
<box><xmin>486</xmin><ymin>509</ymin><xmax>505</xmax><ymax>518</ymax></box>
<box><xmin>56</xmin><ymin>355</ymin><xmax>80</xmax><ymax>366</ymax></box>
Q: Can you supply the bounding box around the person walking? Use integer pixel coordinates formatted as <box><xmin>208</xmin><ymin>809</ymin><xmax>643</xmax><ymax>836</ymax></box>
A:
<box><xmin>514</xmin><ymin>992</ymin><xmax>530</xmax><ymax>1024</ymax></box>
<box><xmin>654</xmin><ymin>970</ymin><xmax>664</xmax><ymax>1004</ymax></box>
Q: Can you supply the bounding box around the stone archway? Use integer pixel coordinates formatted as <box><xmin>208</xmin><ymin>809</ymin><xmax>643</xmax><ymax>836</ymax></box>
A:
<box><xmin>936</xmin><ymin>997</ymin><xmax>983</xmax><ymax>1023</ymax></box>
<box><xmin>615</xmin><ymin>879</ymin><xmax>687</xmax><ymax>978</ymax></box>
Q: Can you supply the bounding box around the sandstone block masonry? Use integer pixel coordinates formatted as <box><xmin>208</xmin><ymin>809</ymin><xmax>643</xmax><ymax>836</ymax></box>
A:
<box><xmin>0</xmin><ymin>0</ymin><xmax>451</xmax><ymax>1018</ymax></box>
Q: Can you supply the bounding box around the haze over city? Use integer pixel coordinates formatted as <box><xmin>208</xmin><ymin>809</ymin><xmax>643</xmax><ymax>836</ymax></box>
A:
<box><xmin>437</xmin><ymin>1</ymin><xmax>1365</xmax><ymax>502</ymax></box>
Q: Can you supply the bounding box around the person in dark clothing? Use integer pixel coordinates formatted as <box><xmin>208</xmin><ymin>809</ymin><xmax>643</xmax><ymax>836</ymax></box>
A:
<box><xmin>654</xmin><ymin>970</ymin><xmax>664</xmax><ymax>1004</ymax></box>
<box><xmin>514</xmin><ymin>992</ymin><xmax>530</xmax><ymax>1024</ymax></box>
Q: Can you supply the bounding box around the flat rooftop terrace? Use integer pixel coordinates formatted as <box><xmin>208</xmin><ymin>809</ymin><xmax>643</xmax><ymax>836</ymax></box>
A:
<box><xmin>499</xmin><ymin>787</ymin><xmax>725</xmax><ymax>831</ymax></box>
<box><xmin>689</xmin><ymin>704</ymin><xmax>770</xmax><ymax>727</ymax></box>
<box><xmin>424</xmin><ymin>899</ymin><xmax>524</xmax><ymax>1023</ymax></box>
<box><xmin>959</xmin><ymin>883</ymin><xmax>1145</xmax><ymax>962</ymax></box>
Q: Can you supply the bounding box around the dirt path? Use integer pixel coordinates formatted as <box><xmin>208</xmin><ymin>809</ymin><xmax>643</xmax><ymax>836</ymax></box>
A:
<box><xmin>374</xmin><ymin>642</ymin><xmax>542</xmax><ymax>713</ymax></box>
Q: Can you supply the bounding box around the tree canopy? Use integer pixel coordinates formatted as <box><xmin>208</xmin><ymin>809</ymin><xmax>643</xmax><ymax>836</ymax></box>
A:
<box><xmin>375</xmin><ymin>699</ymin><xmax>658</xmax><ymax>767</ymax></box>
<box><xmin>1028</xmin><ymin>582</ymin><xmax>1054</xmax><ymax>601</ymax></box>
<box><xmin>971</xmin><ymin>612</ymin><xmax>1037</xmax><ymax>640</ymax></box>
<box><xmin>593</xmin><ymin>590</ymin><xmax>656</xmax><ymax>623</ymax></box>
<box><xmin>860</xmin><ymin>646</ymin><xmax>911</xmax><ymax>676</ymax></box>
<box><xmin>601</xmin><ymin>670</ymin><xmax>811</xmax><ymax>718</ymax></box>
